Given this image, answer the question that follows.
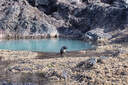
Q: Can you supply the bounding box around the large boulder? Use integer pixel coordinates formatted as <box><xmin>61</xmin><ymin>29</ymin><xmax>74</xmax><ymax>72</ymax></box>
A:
<box><xmin>72</xmin><ymin>4</ymin><xmax>128</xmax><ymax>33</ymax></box>
<box><xmin>83</xmin><ymin>28</ymin><xmax>112</xmax><ymax>41</ymax></box>
<box><xmin>0</xmin><ymin>0</ymin><xmax>60</xmax><ymax>38</ymax></box>
<box><xmin>101</xmin><ymin>0</ymin><xmax>128</xmax><ymax>8</ymax></box>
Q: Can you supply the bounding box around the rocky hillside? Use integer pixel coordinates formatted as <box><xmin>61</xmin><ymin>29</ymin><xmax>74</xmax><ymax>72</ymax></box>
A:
<box><xmin>0</xmin><ymin>0</ymin><xmax>128</xmax><ymax>41</ymax></box>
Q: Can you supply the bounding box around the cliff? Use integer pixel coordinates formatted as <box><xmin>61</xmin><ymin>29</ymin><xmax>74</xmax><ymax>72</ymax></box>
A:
<box><xmin>0</xmin><ymin>0</ymin><xmax>128</xmax><ymax>42</ymax></box>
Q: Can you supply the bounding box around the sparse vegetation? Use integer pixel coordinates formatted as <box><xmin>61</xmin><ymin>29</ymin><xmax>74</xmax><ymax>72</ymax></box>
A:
<box><xmin>0</xmin><ymin>42</ymin><xmax>127</xmax><ymax>84</ymax></box>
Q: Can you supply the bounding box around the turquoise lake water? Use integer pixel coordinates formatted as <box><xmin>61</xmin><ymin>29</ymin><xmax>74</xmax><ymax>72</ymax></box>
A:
<box><xmin>0</xmin><ymin>38</ymin><xmax>93</xmax><ymax>52</ymax></box>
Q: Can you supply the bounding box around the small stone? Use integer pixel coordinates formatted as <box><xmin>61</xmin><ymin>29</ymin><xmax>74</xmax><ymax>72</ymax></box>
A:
<box><xmin>12</xmin><ymin>66</ymin><xmax>21</xmax><ymax>71</ymax></box>
<box><xmin>100</xmin><ymin>56</ymin><xmax>108</xmax><ymax>59</ymax></box>
<box><xmin>62</xmin><ymin>70</ymin><xmax>68</xmax><ymax>79</ymax></box>
<box><xmin>123</xmin><ymin>65</ymin><xmax>128</xmax><ymax>68</ymax></box>
<box><xmin>23</xmin><ymin>67</ymin><xmax>32</xmax><ymax>71</ymax></box>
<box><xmin>74</xmin><ymin>74</ymin><xmax>85</xmax><ymax>82</ymax></box>
<box><xmin>76</xmin><ymin>58</ymin><xmax>97</xmax><ymax>69</ymax></box>
<box><xmin>120</xmin><ymin>72</ymin><xmax>127</xmax><ymax>75</ymax></box>
<box><xmin>86</xmin><ymin>76</ymin><xmax>92</xmax><ymax>80</ymax></box>
<box><xmin>97</xmin><ymin>58</ymin><xmax>104</xmax><ymax>64</ymax></box>
<box><xmin>35</xmin><ymin>64</ymin><xmax>43</xmax><ymax>70</ymax></box>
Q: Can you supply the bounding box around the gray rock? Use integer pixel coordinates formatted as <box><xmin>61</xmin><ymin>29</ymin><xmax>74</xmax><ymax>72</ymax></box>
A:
<box><xmin>101</xmin><ymin>0</ymin><xmax>127</xmax><ymax>5</ymax></box>
<box><xmin>125</xmin><ymin>0</ymin><xmax>128</xmax><ymax>4</ymax></box>
<box><xmin>0</xmin><ymin>0</ymin><xmax>59</xmax><ymax>38</ymax></box>
<box><xmin>35</xmin><ymin>0</ymin><xmax>50</xmax><ymax>6</ymax></box>
<box><xmin>73</xmin><ymin>74</ymin><xmax>85</xmax><ymax>82</ymax></box>
<box><xmin>120</xmin><ymin>71</ymin><xmax>127</xmax><ymax>75</ymax></box>
<box><xmin>23</xmin><ymin>67</ymin><xmax>32</xmax><ymax>71</ymax></box>
<box><xmin>12</xmin><ymin>66</ymin><xmax>21</xmax><ymax>71</ymax></box>
<box><xmin>0</xmin><ymin>0</ymin><xmax>128</xmax><ymax>41</ymax></box>
<box><xmin>27</xmin><ymin>0</ymin><xmax>57</xmax><ymax>6</ymax></box>
<box><xmin>62</xmin><ymin>70</ymin><xmax>68</xmax><ymax>79</ymax></box>
<box><xmin>88</xmin><ymin>28</ymin><xmax>112</xmax><ymax>39</ymax></box>
<box><xmin>76</xmin><ymin>58</ymin><xmax>97</xmax><ymax>69</ymax></box>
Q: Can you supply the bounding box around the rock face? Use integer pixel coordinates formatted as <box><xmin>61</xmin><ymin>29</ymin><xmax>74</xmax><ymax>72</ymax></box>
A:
<box><xmin>0</xmin><ymin>0</ymin><xmax>128</xmax><ymax>41</ymax></box>
<box><xmin>0</xmin><ymin>0</ymin><xmax>61</xmax><ymax>38</ymax></box>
